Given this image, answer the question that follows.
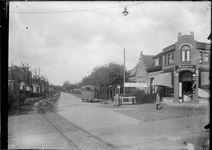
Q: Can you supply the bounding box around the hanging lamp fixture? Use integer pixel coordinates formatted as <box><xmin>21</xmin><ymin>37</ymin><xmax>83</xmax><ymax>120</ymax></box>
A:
<box><xmin>122</xmin><ymin>7</ymin><xmax>129</xmax><ymax>16</ymax></box>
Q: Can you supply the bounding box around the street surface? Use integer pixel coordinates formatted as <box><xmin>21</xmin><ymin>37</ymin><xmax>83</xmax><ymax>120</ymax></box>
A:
<box><xmin>8</xmin><ymin>92</ymin><xmax>209</xmax><ymax>149</ymax></box>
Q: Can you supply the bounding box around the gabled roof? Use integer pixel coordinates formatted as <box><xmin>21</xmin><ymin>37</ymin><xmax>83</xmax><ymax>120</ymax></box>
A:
<box><xmin>128</xmin><ymin>66</ymin><xmax>137</xmax><ymax>77</ymax></box>
<box><xmin>153</xmin><ymin>51</ymin><xmax>163</xmax><ymax>59</ymax></box>
<box><xmin>128</xmin><ymin>53</ymin><xmax>154</xmax><ymax>77</ymax></box>
<box><xmin>143</xmin><ymin>55</ymin><xmax>154</xmax><ymax>69</ymax></box>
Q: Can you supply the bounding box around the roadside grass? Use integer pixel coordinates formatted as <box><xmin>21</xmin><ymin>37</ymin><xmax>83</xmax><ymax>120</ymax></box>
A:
<box><xmin>8</xmin><ymin>97</ymin><xmax>45</xmax><ymax>116</ymax></box>
<box><xmin>8</xmin><ymin>93</ymin><xmax>61</xmax><ymax>116</ymax></box>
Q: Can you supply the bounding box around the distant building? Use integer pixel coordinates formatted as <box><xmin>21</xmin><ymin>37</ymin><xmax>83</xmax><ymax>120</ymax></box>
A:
<box><xmin>128</xmin><ymin>52</ymin><xmax>154</xmax><ymax>91</ymax></box>
<box><xmin>8</xmin><ymin>66</ymin><xmax>32</xmax><ymax>96</ymax></box>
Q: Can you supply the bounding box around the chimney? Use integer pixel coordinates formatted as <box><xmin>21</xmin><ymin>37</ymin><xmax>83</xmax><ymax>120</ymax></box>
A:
<box><xmin>190</xmin><ymin>31</ymin><xmax>194</xmax><ymax>40</ymax></box>
<box><xmin>178</xmin><ymin>32</ymin><xmax>181</xmax><ymax>41</ymax></box>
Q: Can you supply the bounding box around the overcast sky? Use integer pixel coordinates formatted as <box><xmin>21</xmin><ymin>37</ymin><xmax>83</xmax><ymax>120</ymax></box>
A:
<box><xmin>9</xmin><ymin>1</ymin><xmax>211</xmax><ymax>86</ymax></box>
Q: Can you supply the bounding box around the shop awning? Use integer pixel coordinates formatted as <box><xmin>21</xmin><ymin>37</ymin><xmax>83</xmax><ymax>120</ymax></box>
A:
<box><xmin>201</xmin><ymin>72</ymin><xmax>210</xmax><ymax>88</ymax></box>
<box><xmin>152</xmin><ymin>72</ymin><xmax>172</xmax><ymax>87</ymax></box>
<box><xmin>198</xmin><ymin>88</ymin><xmax>210</xmax><ymax>98</ymax></box>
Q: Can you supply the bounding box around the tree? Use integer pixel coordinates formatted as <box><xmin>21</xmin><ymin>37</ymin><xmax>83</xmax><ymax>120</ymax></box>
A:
<box><xmin>62</xmin><ymin>81</ymin><xmax>71</xmax><ymax>92</ymax></box>
<box><xmin>78</xmin><ymin>61</ymin><xmax>129</xmax><ymax>98</ymax></box>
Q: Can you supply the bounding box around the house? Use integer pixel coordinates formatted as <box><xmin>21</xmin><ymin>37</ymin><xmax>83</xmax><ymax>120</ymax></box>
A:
<box><xmin>147</xmin><ymin>32</ymin><xmax>210</xmax><ymax>103</ymax></box>
<box><xmin>128</xmin><ymin>52</ymin><xmax>154</xmax><ymax>91</ymax></box>
<box><xmin>8</xmin><ymin>65</ymin><xmax>32</xmax><ymax>96</ymax></box>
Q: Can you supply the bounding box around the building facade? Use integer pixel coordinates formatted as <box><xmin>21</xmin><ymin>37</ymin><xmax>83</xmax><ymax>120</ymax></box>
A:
<box><xmin>128</xmin><ymin>51</ymin><xmax>154</xmax><ymax>92</ymax></box>
<box><xmin>147</xmin><ymin>32</ymin><xmax>210</xmax><ymax>103</ymax></box>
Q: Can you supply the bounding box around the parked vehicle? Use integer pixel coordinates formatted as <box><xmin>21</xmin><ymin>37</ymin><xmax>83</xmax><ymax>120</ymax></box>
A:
<box><xmin>81</xmin><ymin>85</ymin><xmax>99</xmax><ymax>102</ymax></box>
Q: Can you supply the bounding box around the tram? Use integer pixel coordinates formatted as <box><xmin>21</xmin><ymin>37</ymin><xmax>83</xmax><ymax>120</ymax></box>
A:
<box><xmin>81</xmin><ymin>85</ymin><xmax>99</xmax><ymax>102</ymax></box>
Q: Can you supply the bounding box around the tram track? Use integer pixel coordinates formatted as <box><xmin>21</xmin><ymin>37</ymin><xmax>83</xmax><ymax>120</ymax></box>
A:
<box><xmin>37</xmin><ymin>96</ymin><xmax>80</xmax><ymax>149</ymax></box>
<box><xmin>37</xmin><ymin>93</ymin><xmax>116</xmax><ymax>150</ymax></box>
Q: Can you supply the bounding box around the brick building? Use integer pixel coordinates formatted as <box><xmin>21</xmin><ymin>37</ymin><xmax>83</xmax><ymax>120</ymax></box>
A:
<box><xmin>147</xmin><ymin>32</ymin><xmax>210</xmax><ymax>103</ymax></box>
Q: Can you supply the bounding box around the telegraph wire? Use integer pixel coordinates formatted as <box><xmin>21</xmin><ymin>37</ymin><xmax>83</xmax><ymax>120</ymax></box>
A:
<box><xmin>10</xmin><ymin>2</ymin><xmax>144</xmax><ymax>14</ymax></box>
<box><xmin>124</xmin><ymin>3</ymin><xmax>194</xmax><ymax>52</ymax></box>
<box><xmin>125</xmin><ymin>3</ymin><xmax>208</xmax><ymax>54</ymax></box>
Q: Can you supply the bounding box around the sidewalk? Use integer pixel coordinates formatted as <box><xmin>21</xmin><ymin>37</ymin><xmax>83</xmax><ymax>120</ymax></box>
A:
<box><xmin>162</xmin><ymin>97</ymin><xmax>209</xmax><ymax>107</ymax></box>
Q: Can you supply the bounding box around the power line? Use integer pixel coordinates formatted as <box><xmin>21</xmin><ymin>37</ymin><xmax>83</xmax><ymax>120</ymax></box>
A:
<box><xmin>10</xmin><ymin>2</ymin><xmax>144</xmax><ymax>14</ymax></box>
<box><xmin>126</xmin><ymin>3</ymin><xmax>208</xmax><ymax>54</ymax></box>
<box><xmin>125</xmin><ymin>3</ymin><xmax>196</xmax><ymax>52</ymax></box>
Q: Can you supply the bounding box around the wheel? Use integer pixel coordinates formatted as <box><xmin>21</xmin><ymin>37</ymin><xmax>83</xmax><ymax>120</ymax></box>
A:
<box><xmin>82</xmin><ymin>99</ymin><xmax>84</xmax><ymax>102</ymax></box>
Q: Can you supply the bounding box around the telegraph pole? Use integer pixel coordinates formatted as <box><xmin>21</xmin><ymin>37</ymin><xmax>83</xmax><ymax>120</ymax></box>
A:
<box><xmin>123</xmin><ymin>48</ymin><xmax>125</xmax><ymax>95</ymax></box>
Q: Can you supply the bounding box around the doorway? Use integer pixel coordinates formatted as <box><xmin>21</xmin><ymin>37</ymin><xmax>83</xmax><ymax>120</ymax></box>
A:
<box><xmin>179</xmin><ymin>71</ymin><xmax>195</xmax><ymax>102</ymax></box>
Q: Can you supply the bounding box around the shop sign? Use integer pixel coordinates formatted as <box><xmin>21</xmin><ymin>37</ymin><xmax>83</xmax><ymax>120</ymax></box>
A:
<box><xmin>175</xmin><ymin>65</ymin><xmax>196</xmax><ymax>73</ymax></box>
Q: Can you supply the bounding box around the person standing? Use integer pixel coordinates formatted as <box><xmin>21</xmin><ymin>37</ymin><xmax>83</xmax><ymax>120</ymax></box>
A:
<box><xmin>113</xmin><ymin>93</ymin><xmax>119</xmax><ymax>107</ymax></box>
<box><xmin>156</xmin><ymin>92</ymin><xmax>160</xmax><ymax>110</ymax></box>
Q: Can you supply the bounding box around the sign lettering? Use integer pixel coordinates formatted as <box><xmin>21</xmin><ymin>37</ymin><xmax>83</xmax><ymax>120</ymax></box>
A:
<box><xmin>175</xmin><ymin>65</ymin><xmax>196</xmax><ymax>73</ymax></box>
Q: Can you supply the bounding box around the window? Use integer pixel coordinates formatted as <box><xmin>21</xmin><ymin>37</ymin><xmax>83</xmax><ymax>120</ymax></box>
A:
<box><xmin>199</xmin><ymin>51</ymin><xmax>203</xmax><ymax>63</ymax></box>
<box><xmin>172</xmin><ymin>53</ymin><xmax>174</xmax><ymax>64</ymax></box>
<box><xmin>181</xmin><ymin>45</ymin><xmax>191</xmax><ymax>62</ymax></box>
<box><xmin>155</xmin><ymin>58</ymin><xmax>159</xmax><ymax>66</ymax></box>
<box><xmin>168</xmin><ymin>54</ymin><xmax>171</xmax><ymax>64</ymax></box>
<box><xmin>204</xmin><ymin>53</ymin><xmax>209</xmax><ymax>63</ymax></box>
<box><xmin>164</xmin><ymin>55</ymin><xmax>167</xmax><ymax>65</ymax></box>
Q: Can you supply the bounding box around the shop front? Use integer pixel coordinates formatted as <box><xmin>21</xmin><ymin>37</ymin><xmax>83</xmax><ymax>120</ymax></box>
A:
<box><xmin>174</xmin><ymin>65</ymin><xmax>199</xmax><ymax>103</ymax></box>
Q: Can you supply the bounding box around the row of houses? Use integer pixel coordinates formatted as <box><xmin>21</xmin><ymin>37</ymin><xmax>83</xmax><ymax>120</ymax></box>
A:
<box><xmin>128</xmin><ymin>32</ymin><xmax>211</xmax><ymax>103</ymax></box>
<box><xmin>8</xmin><ymin>65</ymin><xmax>53</xmax><ymax>97</ymax></box>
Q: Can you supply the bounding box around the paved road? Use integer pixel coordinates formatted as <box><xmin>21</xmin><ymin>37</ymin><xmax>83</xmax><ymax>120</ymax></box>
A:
<box><xmin>8</xmin><ymin>92</ymin><xmax>209</xmax><ymax>149</ymax></box>
<box><xmin>56</xmin><ymin>93</ymin><xmax>209</xmax><ymax>150</ymax></box>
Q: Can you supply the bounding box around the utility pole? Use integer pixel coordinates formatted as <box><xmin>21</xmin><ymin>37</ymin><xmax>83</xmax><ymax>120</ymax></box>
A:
<box><xmin>39</xmin><ymin>68</ymin><xmax>40</xmax><ymax>97</ymax></box>
<box><xmin>123</xmin><ymin>48</ymin><xmax>125</xmax><ymax>95</ymax></box>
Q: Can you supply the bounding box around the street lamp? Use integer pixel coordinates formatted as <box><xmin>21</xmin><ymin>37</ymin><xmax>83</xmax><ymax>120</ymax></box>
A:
<box><xmin>122</xmin><ymin>7</ymin><xmax>129</xmax><ymax>16</ymax></box>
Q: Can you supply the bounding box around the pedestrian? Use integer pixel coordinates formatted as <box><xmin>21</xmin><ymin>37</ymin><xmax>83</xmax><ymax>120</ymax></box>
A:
<box><xmin>156</xmin><ymin>92</ymin><xmax>161</xmax><ymax>110</ymax></box>
<box><xmin>113</xmin><ymin>93</ymin><xmax>119</xmax><ymax>107</ymax></box>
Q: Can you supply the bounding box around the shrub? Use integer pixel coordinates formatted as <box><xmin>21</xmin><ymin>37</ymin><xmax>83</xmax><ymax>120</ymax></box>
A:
<box><xmin>134</xmin><ymin>90</ymin><xmax>155</xmax><ymax>104</ymax></box>
<box><xmin>8</xmin><ymin>92</ymin><xmax>16</xmax><ymax>110</ymax></box>
<box><xmin>19</xmin><ymin>94</ymin><xmax>27</xmax><ymax>104</ymax></box>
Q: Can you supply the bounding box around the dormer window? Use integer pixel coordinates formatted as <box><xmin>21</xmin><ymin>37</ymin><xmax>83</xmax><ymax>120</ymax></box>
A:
<box><xmin>155</xmin><ymin>58</ymin><xmax>159</xmax><ymax>66</ymax></box>
<box><xmin>181</xmin><ymin>45</ymin><xmax>191</xmax><ymax>62</ymax></box>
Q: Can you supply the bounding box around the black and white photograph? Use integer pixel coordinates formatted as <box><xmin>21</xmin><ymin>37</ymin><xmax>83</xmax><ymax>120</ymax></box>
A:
<box><xmin>7</xmin><ymin>1</ymin><xmax>210</xmax><ymax>150</ymax></box>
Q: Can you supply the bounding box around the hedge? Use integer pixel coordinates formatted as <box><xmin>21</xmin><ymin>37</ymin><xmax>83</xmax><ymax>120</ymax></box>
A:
<box><xmin>132</xmin><ymin>90</ymin><xmax>155</xmax><ymax>104</ymax></box>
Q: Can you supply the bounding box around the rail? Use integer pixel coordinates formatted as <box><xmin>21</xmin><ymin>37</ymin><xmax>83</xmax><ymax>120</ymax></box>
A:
<box><xmin>37</xmin><ymin>94</ymin><xmax>115</xmax><ymax>150</ymax></box>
